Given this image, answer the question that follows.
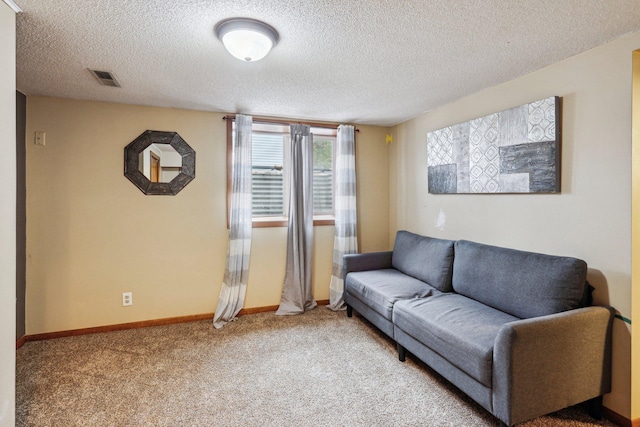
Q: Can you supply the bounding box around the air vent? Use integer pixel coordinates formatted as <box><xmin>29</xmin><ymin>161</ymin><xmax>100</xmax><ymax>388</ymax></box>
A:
<box><xmin>88</xmin><ymin>69</ymin><xmax>121</xmax><ymax>88</ymax></box>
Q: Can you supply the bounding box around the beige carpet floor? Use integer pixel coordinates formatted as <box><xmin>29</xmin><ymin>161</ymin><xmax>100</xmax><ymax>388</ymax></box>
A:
<box><xmin>16</xmin><ymin>307</ymin><xmax>618</xmax><ymax>426</ymax></box>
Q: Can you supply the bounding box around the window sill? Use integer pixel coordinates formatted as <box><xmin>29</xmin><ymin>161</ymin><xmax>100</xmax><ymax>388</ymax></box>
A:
<box><xmin>252</xmin><ymin>216</ymin><xmax>335</xmax><ymax>228</ymax></box>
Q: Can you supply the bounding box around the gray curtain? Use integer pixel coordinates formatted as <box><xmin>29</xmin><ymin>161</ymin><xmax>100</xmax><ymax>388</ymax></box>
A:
<box><xmin>327</xmin><ymin>125</ymin><xmax>358</xmax><ymax>311</ymax></box>
<box><xmin>213</xmin><ymin>114</ymin><xmax>253</xmax><ymax>328</ymax></box>
<box><xmin>276</xmin><ymin>124</ymin><xmax>317</xmax><ymax>315</ymax></box>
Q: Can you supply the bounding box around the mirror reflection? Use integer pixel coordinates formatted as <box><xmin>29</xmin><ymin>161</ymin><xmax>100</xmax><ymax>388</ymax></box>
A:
<box><xmin>138</xmin><ymin>143</ymin><xmax>182</xmax><ymax>183</ymax></box>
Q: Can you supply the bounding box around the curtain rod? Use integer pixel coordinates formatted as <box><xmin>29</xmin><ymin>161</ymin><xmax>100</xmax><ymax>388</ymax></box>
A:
<box><xmin>223</xmin><ymin>115</ymin><xmax>359</xmax><ymax>132</ymax></box>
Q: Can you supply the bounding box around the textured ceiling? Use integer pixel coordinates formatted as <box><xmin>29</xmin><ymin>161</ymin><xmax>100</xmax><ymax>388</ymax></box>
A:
<box><xmin>14</xmin><ymin>0</ymin><xmax>640</xmax><ymax>126</ymax></box>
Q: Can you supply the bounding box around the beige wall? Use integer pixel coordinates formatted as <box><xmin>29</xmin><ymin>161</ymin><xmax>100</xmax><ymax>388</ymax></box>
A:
<box><xmin>390</xmin><ymin>31</ymin><xmax>640</xmax><ymax>418</ymax></box>
<box><xmin>632</xmin><ymin>50</ymin><xmax>640</xmax><ymax>423</ymax></box>
<box><xmin>0</xmin><ymin>3</ymin><xmax>16</xmax><ymax>426</ymax></box>
<box><xmin>25</xmin><ymin>97</ymin><xmax>390</xmax><ymax>334</ymax></box>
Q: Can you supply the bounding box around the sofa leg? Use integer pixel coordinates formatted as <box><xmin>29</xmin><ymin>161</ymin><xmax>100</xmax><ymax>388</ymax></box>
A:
<box><xmin>397</xmin><ymin>343</ymin><xmax>406</xmax><ymax>362</ymax></box>
<box><xmin>586</xmin><ymin>395</ymin><xmax>603</xmax><ymax>420</ymax></box>
<box><xmin>346</xmin><ymin>305</ymin><xmax>353</xmax><ymax>318</ymax></box>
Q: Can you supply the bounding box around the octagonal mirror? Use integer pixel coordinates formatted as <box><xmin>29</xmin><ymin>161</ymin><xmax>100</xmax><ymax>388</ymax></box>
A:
<box><xmin>124</xmin><ymin>130</ymin><xmax>195</xmax><ymax>195</ymax></box>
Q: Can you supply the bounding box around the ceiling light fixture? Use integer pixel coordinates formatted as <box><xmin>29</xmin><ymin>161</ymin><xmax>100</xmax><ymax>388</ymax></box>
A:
<box><xmin>215</xmin><ymin>18</ymin><xmax>279</xmax><ymax>62</ymax></box>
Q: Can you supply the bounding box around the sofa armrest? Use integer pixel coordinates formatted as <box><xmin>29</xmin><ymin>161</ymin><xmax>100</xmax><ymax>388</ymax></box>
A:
<box><xmin>492</xmin><ymin>306</ymin><xmax>614</xmax><ymax>426</ymax></box>
<box><xmin>343</xmin><ymin>251</ymin><xmax>393</xmax><ymax>280</ymax></box>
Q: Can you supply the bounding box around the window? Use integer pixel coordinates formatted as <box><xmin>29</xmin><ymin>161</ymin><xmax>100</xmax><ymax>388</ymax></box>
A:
<box><xmin>227</xmin><ymin>119</ymin><xmax>337</xmax><ymax>227</ymax></box>
<box><xmin>251</xmin><ymin>129</ymin><xmax>285</xmax><ymax>217</ymax></box>
<box><xmin>312</xmin><ymin>137</ymin><xmax>335</xmax><ymax>215</ymax></box>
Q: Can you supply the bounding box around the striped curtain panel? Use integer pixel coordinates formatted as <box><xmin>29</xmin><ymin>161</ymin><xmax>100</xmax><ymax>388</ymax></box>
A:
<box><xmin>327</xmin><ymin>125</ymin><xmax>358</xmax><ymax>311</ymax></box>
<box><xmin>213</xmin><ymin>114</ymin><xmax>253</xmax><ymax>329</ymax></box>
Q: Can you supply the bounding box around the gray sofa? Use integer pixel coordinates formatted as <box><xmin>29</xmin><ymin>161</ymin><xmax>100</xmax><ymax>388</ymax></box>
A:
<box><xmin>344</xmin><ymin>230</ymin><xmax>614</xmax><ymax>427</ymax></box>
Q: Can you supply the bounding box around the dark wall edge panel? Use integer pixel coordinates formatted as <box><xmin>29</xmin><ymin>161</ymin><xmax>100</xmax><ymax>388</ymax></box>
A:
<box><xmin>16</xmin><ymin>91</ymin><xmax>26</xmax><ymax>340</ymax></box>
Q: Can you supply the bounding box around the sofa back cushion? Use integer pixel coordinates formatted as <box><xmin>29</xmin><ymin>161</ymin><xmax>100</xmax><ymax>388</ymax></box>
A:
<box><xmin>452</xmin><ymin>240</ymin><xmax>587</xmax><ymax>319</ymax></box>
<box><xmin>391</xmin><ymin>231</ymin><xmax>455</xmax><ymax>292</ymax></box>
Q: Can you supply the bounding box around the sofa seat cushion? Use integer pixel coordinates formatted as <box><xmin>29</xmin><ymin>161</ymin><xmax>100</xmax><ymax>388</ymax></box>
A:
<box><xmin>393</xmin><ymin>294</ymin><xmax>518</xmax><ymax>387</ymax></box>
<box><xmin>345</xmin><ymin>269</ymin><xmax>441</xmax><ymax>320</ymax></box>
<box><xmin>392</xmin><ymin>231</ymin><xmax>455</xmax><ymax>292</ymax></box>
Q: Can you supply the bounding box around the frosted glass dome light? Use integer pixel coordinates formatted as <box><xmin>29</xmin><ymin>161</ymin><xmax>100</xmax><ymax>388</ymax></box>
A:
<box><xmin>215</xmin><ymin>18</ymin><xmax>279</xmax><ymax>62</ymax></box>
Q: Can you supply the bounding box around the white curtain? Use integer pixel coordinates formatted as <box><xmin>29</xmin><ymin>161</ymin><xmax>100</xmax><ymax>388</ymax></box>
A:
<box><xmin>213</xmin><ymin>114</ymin><xmax>253</xmax><ymax>329</ymax></box>
<box><xmin>327</xmin><ymin>125</ymin><xmax>358</xmax><ymax>311</ymax></box>
<box><xmin>276</xmin><ymin>124</ymin><xmax>317</xmax><ymax>315</ymax></box>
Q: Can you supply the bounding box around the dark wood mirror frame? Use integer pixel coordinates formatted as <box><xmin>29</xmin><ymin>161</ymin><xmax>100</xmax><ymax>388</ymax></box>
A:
<box><xmin>124</xmin><ymin>130</ymin><xmax>195</xmax><ymax>195</ymax></box>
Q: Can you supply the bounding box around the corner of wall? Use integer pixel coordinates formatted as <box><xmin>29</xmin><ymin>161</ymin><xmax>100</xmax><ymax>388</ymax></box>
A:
<box><xmin>1</xmin><ymin>3</ymin><xmax>17</xmax><ymax>426</ymax></box>
<box><xmin>630</xmin><ymin>49</ymin><xmax>640</xmax><ymax>423</ymax></box>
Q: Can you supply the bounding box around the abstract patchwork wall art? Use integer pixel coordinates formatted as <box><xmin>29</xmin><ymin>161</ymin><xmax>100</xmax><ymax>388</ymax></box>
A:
<box><xmin>427</xmin><ymin>96</ymin><xmax>560</xmax><ymax>194</ymax></box>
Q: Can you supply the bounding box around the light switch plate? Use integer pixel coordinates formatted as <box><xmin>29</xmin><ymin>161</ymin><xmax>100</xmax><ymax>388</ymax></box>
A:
<box><xmin>35</xmin><ymin>131</ymin><xmax>46</xmax><ymax>146</ymax></box>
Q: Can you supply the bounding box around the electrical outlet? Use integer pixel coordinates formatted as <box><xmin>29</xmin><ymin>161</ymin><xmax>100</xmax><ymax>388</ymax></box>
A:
<box><xmin>122</xmin><ymin>292</ymin><xmax>132</xmax><ymax>307</ymax></box>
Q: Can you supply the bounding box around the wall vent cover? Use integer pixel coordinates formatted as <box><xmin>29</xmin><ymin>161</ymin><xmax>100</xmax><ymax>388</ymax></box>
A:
<box><xmin>88</xmin><ymin>69</ymin><xmax>121</xmax><ymax>87</ymax></box>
